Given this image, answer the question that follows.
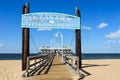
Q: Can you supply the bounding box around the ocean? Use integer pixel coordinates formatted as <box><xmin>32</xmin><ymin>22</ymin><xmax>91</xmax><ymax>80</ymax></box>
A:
<box><xmin>82</xmin><ymin>54</ymin><xmax>120</xmax><ymax>60</ymax></box>
<box><xmin>0</xmin><ymin>54</ymin><xmax>36</xmax><ymax>60</ymax></box>
<box><xmin>0</xmin><ymin>53</ymin><xmax>120</xmax><ymax>60</ymax></box>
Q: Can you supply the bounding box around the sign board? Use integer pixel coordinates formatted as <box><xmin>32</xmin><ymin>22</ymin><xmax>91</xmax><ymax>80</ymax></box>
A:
<box><xmin>22</xmin><ymin>12</ymin><xmax>80</xmax><ymax>29</ymax></box>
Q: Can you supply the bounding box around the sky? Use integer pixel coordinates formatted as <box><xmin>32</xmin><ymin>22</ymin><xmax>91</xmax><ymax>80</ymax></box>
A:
<box><xmin>0</xmin><ymin>0</ymin><xmax>120</xmax><ymax>53</ymax></box>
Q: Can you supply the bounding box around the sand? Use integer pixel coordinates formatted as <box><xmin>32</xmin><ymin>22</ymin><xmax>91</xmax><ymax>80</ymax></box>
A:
<box><xmin>0</xmin><ymin>59</ymin><xmax>120</xmax><ymax>80</ymax></box>
<box><xmin>0</xmin><ymin>60</ymin><xmax>24</xmax><ymax>80</ymax></box>
<box><xmin>81</xmin><ymin>59</ymin><xmax>120</xmax><ymax>80</ymax></box>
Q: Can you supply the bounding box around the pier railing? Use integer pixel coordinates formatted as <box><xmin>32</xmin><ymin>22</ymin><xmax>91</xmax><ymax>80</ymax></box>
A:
<box><xmin>65</xmin><ymin>55</ymin><xmax>80</xmax><ymax>75</ymax></box>
<box><xmin>57</xmin><ymin>52</ymin><xmax>80</xmax><ymax>76</ymax></box>
<box><xmin>23</xmin><ymin>53</ymin><xmax>54</xmax><ymax>77</ymax></box>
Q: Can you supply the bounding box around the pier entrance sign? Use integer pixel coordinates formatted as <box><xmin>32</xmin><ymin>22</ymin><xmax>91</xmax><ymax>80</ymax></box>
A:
<box><xmin>22</xmin><ymin>12</ymin><xmax>80</xmax><ymax>29</ymax></box>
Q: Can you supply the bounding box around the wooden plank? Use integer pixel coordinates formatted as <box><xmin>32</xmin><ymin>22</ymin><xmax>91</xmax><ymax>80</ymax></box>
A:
<box><xmin>65</xmin><ymin>55</ymin><xmax>80</xmax><ymax>75</ymax></box>
<box><xmin>27</xmin><ymin>57</ymin><xmax>50</xmax><ymax>76</ymax></box>
<box><xmin>25</xmin><ymin>53</ymin><xmax>54</xmax><ymax>77</ymax></box>
<box><xmin>27</xmin><ymin>55</ymin><xmax>74</xmax><ymax>79</ymax></box>
<box><xmin>29</xmin><ymin>56</ymin><xmax>48</xmax><ymax>67</ymax></box>
<box><xmin>66</xmin><ymin>55</ymin><xmax>78</xmax><ymax>60</ymax></box>
<box><xmin>36</xmin><ymin>54</ymin><xmax>54</xmax><ymax>75</ymax></box>
<box><xmin>29</xmin><ymin>54</ymin><xmax>48</xmax><ymax>60</ymax></box>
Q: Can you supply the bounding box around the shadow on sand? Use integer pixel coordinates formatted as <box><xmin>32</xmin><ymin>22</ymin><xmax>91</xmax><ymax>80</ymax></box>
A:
<box><xmin>80</xmin><ymin>64</ymin><xmax>110</xmax><ymax>79</ymax></box>
<box><xmin>82</xmin><ymin>64</ymin><xmax>110</xmax><ymax>68</ymax></box>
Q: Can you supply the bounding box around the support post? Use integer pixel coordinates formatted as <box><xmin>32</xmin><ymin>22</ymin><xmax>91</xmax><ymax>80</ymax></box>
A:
<box><xmin>75</xmin><ymin>7</ymin><xmax>81</xmax><ymax>69</ymax></box>
<box><xmin>22</xmin><ymin>2</ymin><xmax>30</xmax><ymax>71</ymax></box>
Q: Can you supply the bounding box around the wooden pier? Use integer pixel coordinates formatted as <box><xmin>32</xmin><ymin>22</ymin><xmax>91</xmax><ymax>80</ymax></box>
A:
<box><xmin>24</xmin><ymin>54</ymin><xmax>79</xmax><ymax>80</ymax></box>
<box><xmin>22</xmin><ymin>2</ymin><xmax>81</xmax><ymax>80</ymax></box>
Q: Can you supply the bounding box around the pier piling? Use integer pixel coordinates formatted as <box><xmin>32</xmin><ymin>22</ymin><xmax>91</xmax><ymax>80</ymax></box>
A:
<box><xmin>22</xmin><ymin>2</ymin><xmax>30</xmax><ymax>71</ymax></box>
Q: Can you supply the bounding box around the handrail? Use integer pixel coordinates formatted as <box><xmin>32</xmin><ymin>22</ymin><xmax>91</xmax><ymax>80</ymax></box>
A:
<box><xmin>27</xmin><ymin>57</ymin><xmax>49</xmax><ymax>76</ymax></box>
<box><xmin>23</xmin><ymin>53</ymin><xmax>54</xmax><ymax>77</ymax></box>
<box><xmin>65</xmin><ymin>55</ymin><xmax>80</xmax><ymax>75</ymax></box>
<box><xmin>29</xmin><ymin>56</ymin><xmax>48</xmax><ymax>67</ymax></box>
<box><xmin>57</xmin><ymin>51</ymin><xmax>80</xmax><ymax>75</ymax></box>
<box><xmin>29</xmin><ymin>54</ymin><xmax>48</xmax><ymax>60</ymax></box>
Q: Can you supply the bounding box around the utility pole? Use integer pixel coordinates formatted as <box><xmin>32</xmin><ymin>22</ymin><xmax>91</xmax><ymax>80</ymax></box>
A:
<box><xmin>22</xmin><ymin>2</ymin><xmax>30</xmax><ymax>71</ymax></box>
<box><xmin>75</xmin><ymin>7</ymin><xmax>82</xmax><ymax>69</ymax></box>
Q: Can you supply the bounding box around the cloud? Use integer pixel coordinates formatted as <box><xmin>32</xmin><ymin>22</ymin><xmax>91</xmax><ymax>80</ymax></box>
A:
<box><xmin>119</xmin><ymin>40</ymin><xmax>120</xmax><ymax>44</ymax></box>
<box><xmin>0</xmin><ymin>43</ymin><xmax>4</xmax><ymax>47</ymax></box>
<box><xmin>107</xmin><ymin>40</ymin><xmax>116</xmax><ymax>44</ymax></box>
<box><xmin>98</xmin><ymin>23</ymin><xmax>108</xmax><ymax>28</ymax></box>
<box><xmin>106</xmin><ymin>39</ymin><xmax>120</xmax><ymax>45</ymax></box>
<box><xmin>37</xmin><ymin>28</ymin><xmax>52</xmax><ymax>31</ymax></box>
<box><xmin>105</xmin><ymin>29</ymin><xmax>120</xmax><ymax>38</ymax></box>
<box><xmin>82</xmin><ymin>25</ymin><xmax>92</xmax><ymax>30</ymax></box>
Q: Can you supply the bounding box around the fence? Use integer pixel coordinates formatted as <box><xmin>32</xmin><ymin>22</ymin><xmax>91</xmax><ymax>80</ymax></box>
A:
<box><xmin>65</xmin><ymin>55</ymin><xmax>80</xmax><ymax>75</ymax></box>
<box><xmin>57</xmin><ymin>51</ymin><xmax>80</xmax><ymax>75</ymax></box>
<box><xmin>23</xmin><ymin>53</ymin><xmax>54</xmax><ymax>77</ymax></box>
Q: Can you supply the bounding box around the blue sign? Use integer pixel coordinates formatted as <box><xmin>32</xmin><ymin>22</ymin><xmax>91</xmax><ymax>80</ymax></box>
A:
<box><xmin>22</xmin><ymin>12</ymin><xmax>80</xmax><ymax>29</ymax></box>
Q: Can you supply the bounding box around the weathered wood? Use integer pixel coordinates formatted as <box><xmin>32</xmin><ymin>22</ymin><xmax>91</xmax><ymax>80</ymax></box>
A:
<box><xmin>26</xmin><ymin>54</ymin><xmax>53</xmax><ymax>77</ymax></box>
<box><xmin>22</xmin><ymin>2</ymin><xmax>30</xmax><ymax>71</ymax></box>
<box><xmin>75</xmin><ymin>7</ymin><xmax>82</xmax><ymax>69</ymax></box>
<box><xmin>65</xmin><ymin>55</ymin><xmax>80</xmax><ymax>75</ymax></box>
<box><xmin>28</xmin><ymin>57</ymin><xmax>49</xmax><ymax>76</ymax></box>
<box><xmin>25</xmin><ymin>55</ymin><xmax>78</xmax><ymax>79</ymax></box>
<box><xmin>23</xmin><ymin>53</ymin><xmax>54</xmax><ymax>77</ymax></box>
<box><xmin>36</xmin><ymin>55</ymin><xmax>53</xmax><ymax>75</ymax></box>
<box><xmin>65</xmin><ymin>56</ymin><xmax>78</xmax><ymax>67</ymax></box>
<box><xmin>29</xmin><ymin>56</ymin><xmax>49</xmax><ymax>67</ymax></box>
<box><xmin>22</xmin><ymin>5</ymin><xmax>26</xmax><ymax>71</ymax></box>
<box><xmin>43</xmin><ymin>53</ymin><xmax>54</xmax><ymax>74</ymax></box>
<box><xmin>66</xmin><ymin>55</ymin><xmax>78</xmax><ymax>60</ymax></box>
<box><xmin>29</xmin><ymin>54</ymin><xmax>48</xmax><ymax>60</ymax></box>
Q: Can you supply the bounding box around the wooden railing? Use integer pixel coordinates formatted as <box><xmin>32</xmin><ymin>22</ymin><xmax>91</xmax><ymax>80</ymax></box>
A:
<box><xmin>23</xmin><ymin>53</ymin><xmax>54</xmax><ymax>77</ymax></box>
<box><xmin>65</xmin><ymin>55</ymin><xmax>80</xmax><ymax>75</ymax></box>
<box><xmin>57</xmin><ymin>52</ymin><xmax>73</xmax><ymax>58</ymax></box>
<box><xmin>57</xmin><ymin>52</ymin><xmax>80</xmax><ymax>75</ymax></box>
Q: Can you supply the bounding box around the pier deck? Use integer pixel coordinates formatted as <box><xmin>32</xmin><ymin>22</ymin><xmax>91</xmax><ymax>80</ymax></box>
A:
<box><xmin>26</xmin><ymin>55</ymin><xmax>74</xmax><ymax>80</ymax></box>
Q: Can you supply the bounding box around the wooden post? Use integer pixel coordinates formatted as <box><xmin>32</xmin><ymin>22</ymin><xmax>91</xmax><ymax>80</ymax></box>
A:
<box><xmin>22</xmin><ymin>5</ymin><xmax>25</xmax><ymax>71</ymax></box>
<box><xmin>22</xmin><ymin>2</ymin><xmax>30</xmax><ymax>71</ymax></box>
<box><xmin>75</xmin><ymin>7</ymin><xmax>82</xmax><ymax>69</ymax></box>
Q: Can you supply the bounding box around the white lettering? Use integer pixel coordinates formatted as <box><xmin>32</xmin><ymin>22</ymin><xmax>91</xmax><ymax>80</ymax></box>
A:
<box><xmin>22</xmin><ymin>13</ymin><xmax>80</xmax><ymax>29</ymax></box>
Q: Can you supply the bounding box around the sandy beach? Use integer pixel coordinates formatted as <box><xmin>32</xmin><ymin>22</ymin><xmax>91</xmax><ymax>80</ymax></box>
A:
<box><xmin>0</xmin><ymin>59</ymin><xmax>120</xmax><ymax>80</ymax></box>
<box><xmin>81</xmin><ymin>59</ymin><xmax>120</xmax><ymax>80</ymax></box>
<box><xmin>0</xmin><ymin>60</ymin><xmax>24</xmax><ymax>80</ymax></box>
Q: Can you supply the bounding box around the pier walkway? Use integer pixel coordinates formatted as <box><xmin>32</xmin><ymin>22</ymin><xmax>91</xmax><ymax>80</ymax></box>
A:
<box><xmin>25</xmin><ymin>55</ymin><xmax>76</xmax><ymax>80</ymax></box>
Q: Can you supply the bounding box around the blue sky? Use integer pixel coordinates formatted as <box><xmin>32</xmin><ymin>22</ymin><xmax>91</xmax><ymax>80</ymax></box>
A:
<box><xmin>0</xmin><ymin>0</ymin><xmax>120</xmax><ymax>53</ymax></box>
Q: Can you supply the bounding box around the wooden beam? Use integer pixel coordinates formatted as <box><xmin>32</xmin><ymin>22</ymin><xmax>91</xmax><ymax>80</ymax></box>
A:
<box><xmin>22</xmin><ymin>5</ymin><xmax>25</xmax><ymax>71</ymax></box>
<box><xmin>22</xmin><ymin>2</ymin><xmax>30</xmax><ymax>71</ymax></box>
<box><xmin>75</xmin><ymin>7</ymin><xmax>82</xmax><ymax>69</ymax></box>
